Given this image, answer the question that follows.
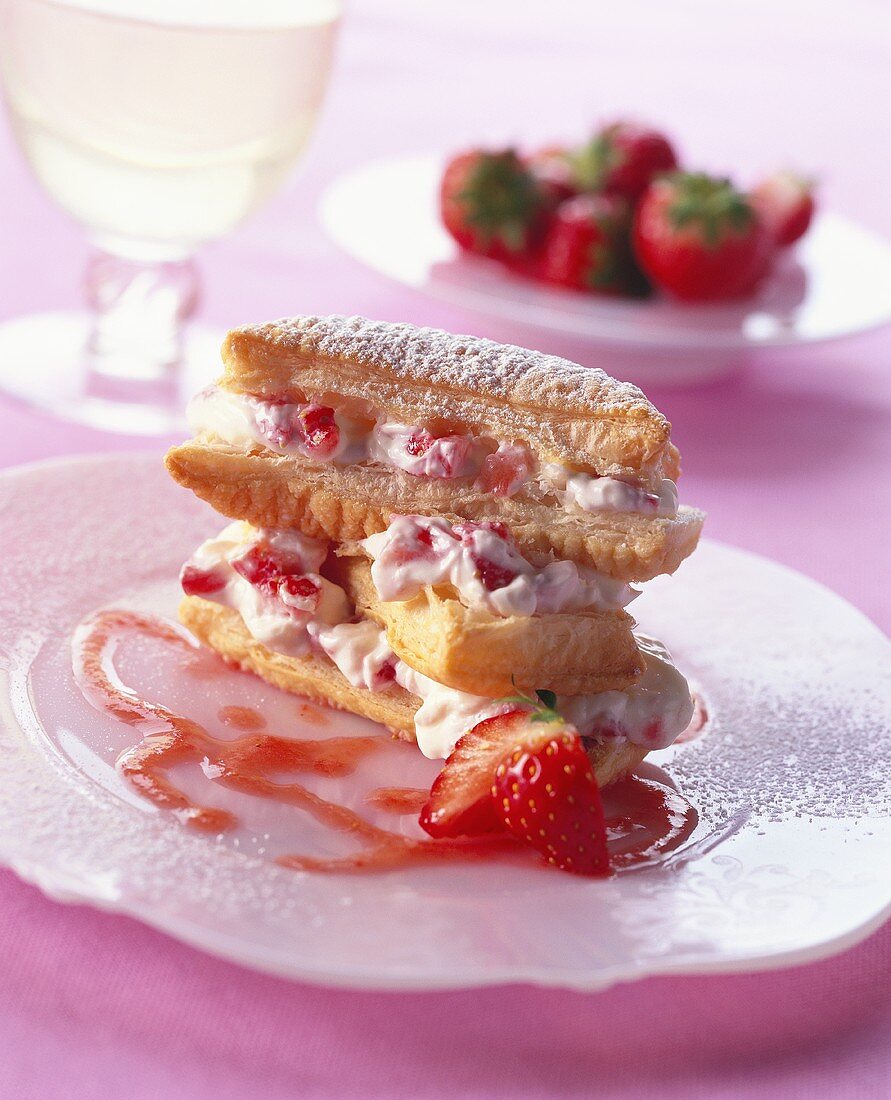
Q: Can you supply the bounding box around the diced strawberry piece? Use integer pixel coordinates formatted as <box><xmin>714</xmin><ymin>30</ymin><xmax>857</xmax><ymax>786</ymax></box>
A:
<box><xmin>382</xmin><ymin>519</ymin><xmax>442</xmax><ymax>567</ymax></box>
<box><xmin>493</xmin><ymin>721</ymin><xmax>610</xmax><ymax>877</ymax></box>
<box><xmin>254</xmin><ymin>405</ymin><xmax>299</xmax><ymax>449</ymax></box>
<box><xmin>277</xmin><ymin>574</ymin><xmax>322</xmax><ymax>614</ymax></box>
<box><xmin>230</xmin><ymin>545</ymin><xmax>281</xmax><ymax>595</ymax></box>
<box><xmin>299</xmin><ymin>404</ymin><xmax>340</xmax><ymax>459</ymax></box>
<box><xmin>434</xmin><ymin>435</ymin><xmax>472</xmax><ymax>478</ymax></box>
<box><xmin>472</xmin><ymin>555</ymin><xmax>518</xmax><ymax>592</ymax></box>
<box><xmin>373</xmin><ymin>661</ymin><xmax>397</xmax><ymax>689</ymax></box>
<box><xmin>405</xmin><ymin>430</ymin><xmax>435</xmax><ymax>457</ymax></box>
<box><xmin>419</xmin><ymin>709</ymin><xmax>531</xmax><ymax>838</ymax></box>
<box><xmin>180</xmin><ymin>563</ymin><xmax>227</xmax><ymax>597</ymax></box>
<box><xmin>477</xmin><ymin>443</ymin><xmax>531</xmax><ymax>497</ymax></box>
<box><xmin>279</xmin><ymin>575</ymin><xmax>320</xmax><ymax>598</ymax></box>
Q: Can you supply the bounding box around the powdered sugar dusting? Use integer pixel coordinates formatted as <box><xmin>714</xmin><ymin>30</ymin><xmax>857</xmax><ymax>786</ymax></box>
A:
<box><xmin>234</xmin><ymin>315</ymin><xmax>657</xmax><ymax>416</ymax></box>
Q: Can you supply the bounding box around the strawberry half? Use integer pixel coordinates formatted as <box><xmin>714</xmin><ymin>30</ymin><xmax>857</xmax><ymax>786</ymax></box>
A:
<box><xmin>492</xmin><ymin>715</ymin><xmax>610</xmax><ymax>877</ymax></box>
<box><xmin>419</xmin><ymin>708</ymin><xmax>530</xmax><ymax>838</ymax></box>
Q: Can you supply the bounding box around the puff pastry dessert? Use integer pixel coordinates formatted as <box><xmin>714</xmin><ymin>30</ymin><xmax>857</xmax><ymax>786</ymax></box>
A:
<box><xmin>168</xmin><ymin>316</ymin><xmax>702</xmax><ymax>787</ymax></box>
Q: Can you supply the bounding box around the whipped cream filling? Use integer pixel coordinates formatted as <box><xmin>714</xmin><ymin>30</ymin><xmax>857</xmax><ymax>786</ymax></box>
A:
<box><xmin>559</xmin><ymin>636</ymin><xmax>693</xmax><ymax>751</ymax></box>
<box><xmin>397</xmin><ymin>636</ymin><xmax>692</xmax><ymax>760</ymax></box>
<box><xmin>361</xmin><ymin>515</ymin><xmax>636</xmax><ymax>617</ymax></box>
<box><xmin>181</xmin><ymin>523</ymin><xmax>691</xmax><ymax>760</ymax></box>
<box><xmin>394</xmin><ymin>663</ymin><xmax>505</xmax><ymax>760</ymax></box>
<box><xmin>542</xmin><ymin>463</ymin><xmax>679</xmax><ymax>518</ymax></box>
<box><xmin>367</xmin><ymin>421</ymin><xmax>477</xmax><ymax>479</ymax></box>
<box><xmin>308</xmin><ymin>619</ymin><xmax>396</xmax><ymax>692</ymax></box>
<box><xmin>181</xmin><ymin>523</ymin><xmax>349</xmax><ymax>658</ymax></box>
<box><xmin>188</xmin><ymin>385</ymin><xmax>679</xmax><ymax>518</ymax></box>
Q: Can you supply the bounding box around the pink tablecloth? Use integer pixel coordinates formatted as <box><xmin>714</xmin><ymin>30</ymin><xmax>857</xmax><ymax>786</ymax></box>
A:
<box><xmin>1</xmin><ymin>2</ymin><xmax>888</xmax><ymax>1096</ymax></box>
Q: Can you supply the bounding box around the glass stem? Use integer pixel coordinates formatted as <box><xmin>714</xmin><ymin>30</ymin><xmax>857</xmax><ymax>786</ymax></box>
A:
<box><xmin>82</xmin><ymin>250</ymin><xmax>200</xmax><ymax>408</ymax></box>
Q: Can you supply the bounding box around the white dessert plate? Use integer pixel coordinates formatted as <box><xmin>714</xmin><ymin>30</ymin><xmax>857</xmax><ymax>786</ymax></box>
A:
<box><xmin>0</xmin><ymin>454</ymin><xmax>888</xmax><ymax>991</ymax></box>
<box><xmin>319</xmin><ymin>155</ymin><xmax>891</xmax><ymax>385</ymax></box>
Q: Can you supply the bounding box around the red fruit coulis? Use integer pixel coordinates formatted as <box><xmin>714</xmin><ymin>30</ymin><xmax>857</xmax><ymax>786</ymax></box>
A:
<box><xmin>73</xmin><ymin>610</ymin><xmax>700</xmax><ymax>876</ymax></box>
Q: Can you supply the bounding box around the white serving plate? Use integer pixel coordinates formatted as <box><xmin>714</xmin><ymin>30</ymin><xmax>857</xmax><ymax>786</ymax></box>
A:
<box><xmin>0</xmin><ymin>455</ymin><xmax>888</xmax><ymax>990</ymax></box>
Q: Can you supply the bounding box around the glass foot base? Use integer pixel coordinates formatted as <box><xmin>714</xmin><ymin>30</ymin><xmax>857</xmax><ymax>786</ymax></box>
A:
<box><xmin>0</xmin><ymin>311</ymin><xmax>221</xmax><ymax>435</ymax></box>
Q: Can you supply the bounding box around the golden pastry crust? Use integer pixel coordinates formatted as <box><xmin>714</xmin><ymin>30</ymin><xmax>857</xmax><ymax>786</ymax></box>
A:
<box><xmin>165</xmin><ymin>442</ymin><xmax>704</xmax><ymax>582</ymax></box>
<box><xmin>180</xmin><ymin>597</ymin><xmax>647</xmax><ymax>787</ymax></box>
<box><xmin>220</xmin><ymin>315</ymin><xmax>680</xmax><ymax>483</ymax></box>
<box><xmin>332</xmin><ymin>553</ymin><xmax>644</xmax><ymax>697</ymax></box>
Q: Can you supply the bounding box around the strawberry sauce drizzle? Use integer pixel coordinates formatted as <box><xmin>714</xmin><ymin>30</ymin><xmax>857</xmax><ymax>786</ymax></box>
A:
<box><xmin>218</xmin><ymin>706</ymin><xmax>266</xmax><ymax>732</ymax></box>
<box><xmin>366</xmin><ymin>787</ymin><xmax>430</xmax><ymax>815</ymax></box>
<box><xmin>73</xmin><ymin>611</ymin><xmax>513</xmax><ymax>871</ymax></box>
<box><xmin>72</xmin><ymin>610</ymin><xmax>698</xmax><ymax>875</ymax></box>
<box><xmin>602</xmin><ymin>776</ymin><xmax>698</xmax><ymax>868</ymax></box>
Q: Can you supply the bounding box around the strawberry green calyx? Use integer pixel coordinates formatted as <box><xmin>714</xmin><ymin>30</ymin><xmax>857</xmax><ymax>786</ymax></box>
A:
<box><xmin>501</xmin><ymin>686</ymin><xmax>562</xmax><ymax>724</ymax></box>
<box><xmin>665</xmin><ymin>171</ymin><xmax>755</xmax><ymax>249</ymax></box>
<box><xmin>457</xmin><ymin>150</ymin><xmax>545</xmax><ymax>253</ymax></box>
<box><xmin>570</xmin><ymin>133</ymin><xmax>620</xmax><ymax>193</ymax></box>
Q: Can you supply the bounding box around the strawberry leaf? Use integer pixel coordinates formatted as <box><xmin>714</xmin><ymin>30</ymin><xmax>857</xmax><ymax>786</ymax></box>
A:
<box><xmin>501</xmin><ymin>682</ymin><xmax>562</xmax><ymax>724</ymax></box>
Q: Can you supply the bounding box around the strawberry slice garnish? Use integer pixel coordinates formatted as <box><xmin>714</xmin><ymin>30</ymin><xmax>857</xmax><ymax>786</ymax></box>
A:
<box><xmin>419</xmin><ymin>693</ymin><xmax>611</xmax><ymax>877</ymax></box>
<box><xmin>419</xmin><ymin>708</ymin><xmax>531</xmax><ymax>838</ymax></box>
<box><xmin>492</xmin><ymin>713</ymin><xmax>610</xmax><ymax>877</ymax></box>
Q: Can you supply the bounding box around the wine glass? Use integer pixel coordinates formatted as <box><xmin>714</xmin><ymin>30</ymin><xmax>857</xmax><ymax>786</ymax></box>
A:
<box><xmin>0</xmin><ymin>0</ymin><xmax>341</xmax><ymax>434</ymax></box>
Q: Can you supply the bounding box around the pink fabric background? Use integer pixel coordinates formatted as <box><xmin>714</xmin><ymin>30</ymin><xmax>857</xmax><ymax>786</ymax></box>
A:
<box><xmin>0</xmin><ymin>2</ymin><xmax>888</xmax><ymax>1096</ymax></box>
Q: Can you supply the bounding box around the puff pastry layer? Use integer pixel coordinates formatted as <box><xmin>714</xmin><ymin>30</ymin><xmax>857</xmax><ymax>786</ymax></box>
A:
<box><xmin>180</xmin><ymin>596</ymin><xmax>647</xmax><ymax>788</ymax></box>
<box><xmin>166</xmin><ymin>443</ymin><xmax>703</xmax><ymax>582</ymax></box>
<box><xmin>331</xmin><ymin>553</ymin><xmax>644</xmax><ymax>697</ymax></box>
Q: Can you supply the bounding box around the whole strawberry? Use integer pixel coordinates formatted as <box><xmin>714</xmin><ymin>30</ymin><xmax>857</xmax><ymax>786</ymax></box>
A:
<box><xmin>571</xmin><ymin>121</ymin><xmax>678</xmax><ymax>201</ymax></box>
<box><xmin>525</xmin><ymin>144</ymin><xmax>578</xmax><ymax>205</ymax></box>
<box><xmin>633</xmin><ymin>171</ymin><xmax>773</xmax><ymax>301</ymax></box>
<box><xmin>539</xmin><ymin>193</ymin><xmax>649</xmax><ymax>296</ymax></box>
<box><xmin>751</xmin><ymin>171</ymin><xmax>815</xmax><ymax>247</ymax></box>
<box><xmin>440</xmin><ymin>149</ymin><xmax>549</xmax><ymax>261</ymax></box>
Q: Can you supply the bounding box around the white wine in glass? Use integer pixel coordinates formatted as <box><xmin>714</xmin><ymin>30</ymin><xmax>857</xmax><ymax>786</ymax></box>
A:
<box><xmin>0</xmin><ymin>0</ymin><xmax>341</xmax><ymax>433</ymax></box>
